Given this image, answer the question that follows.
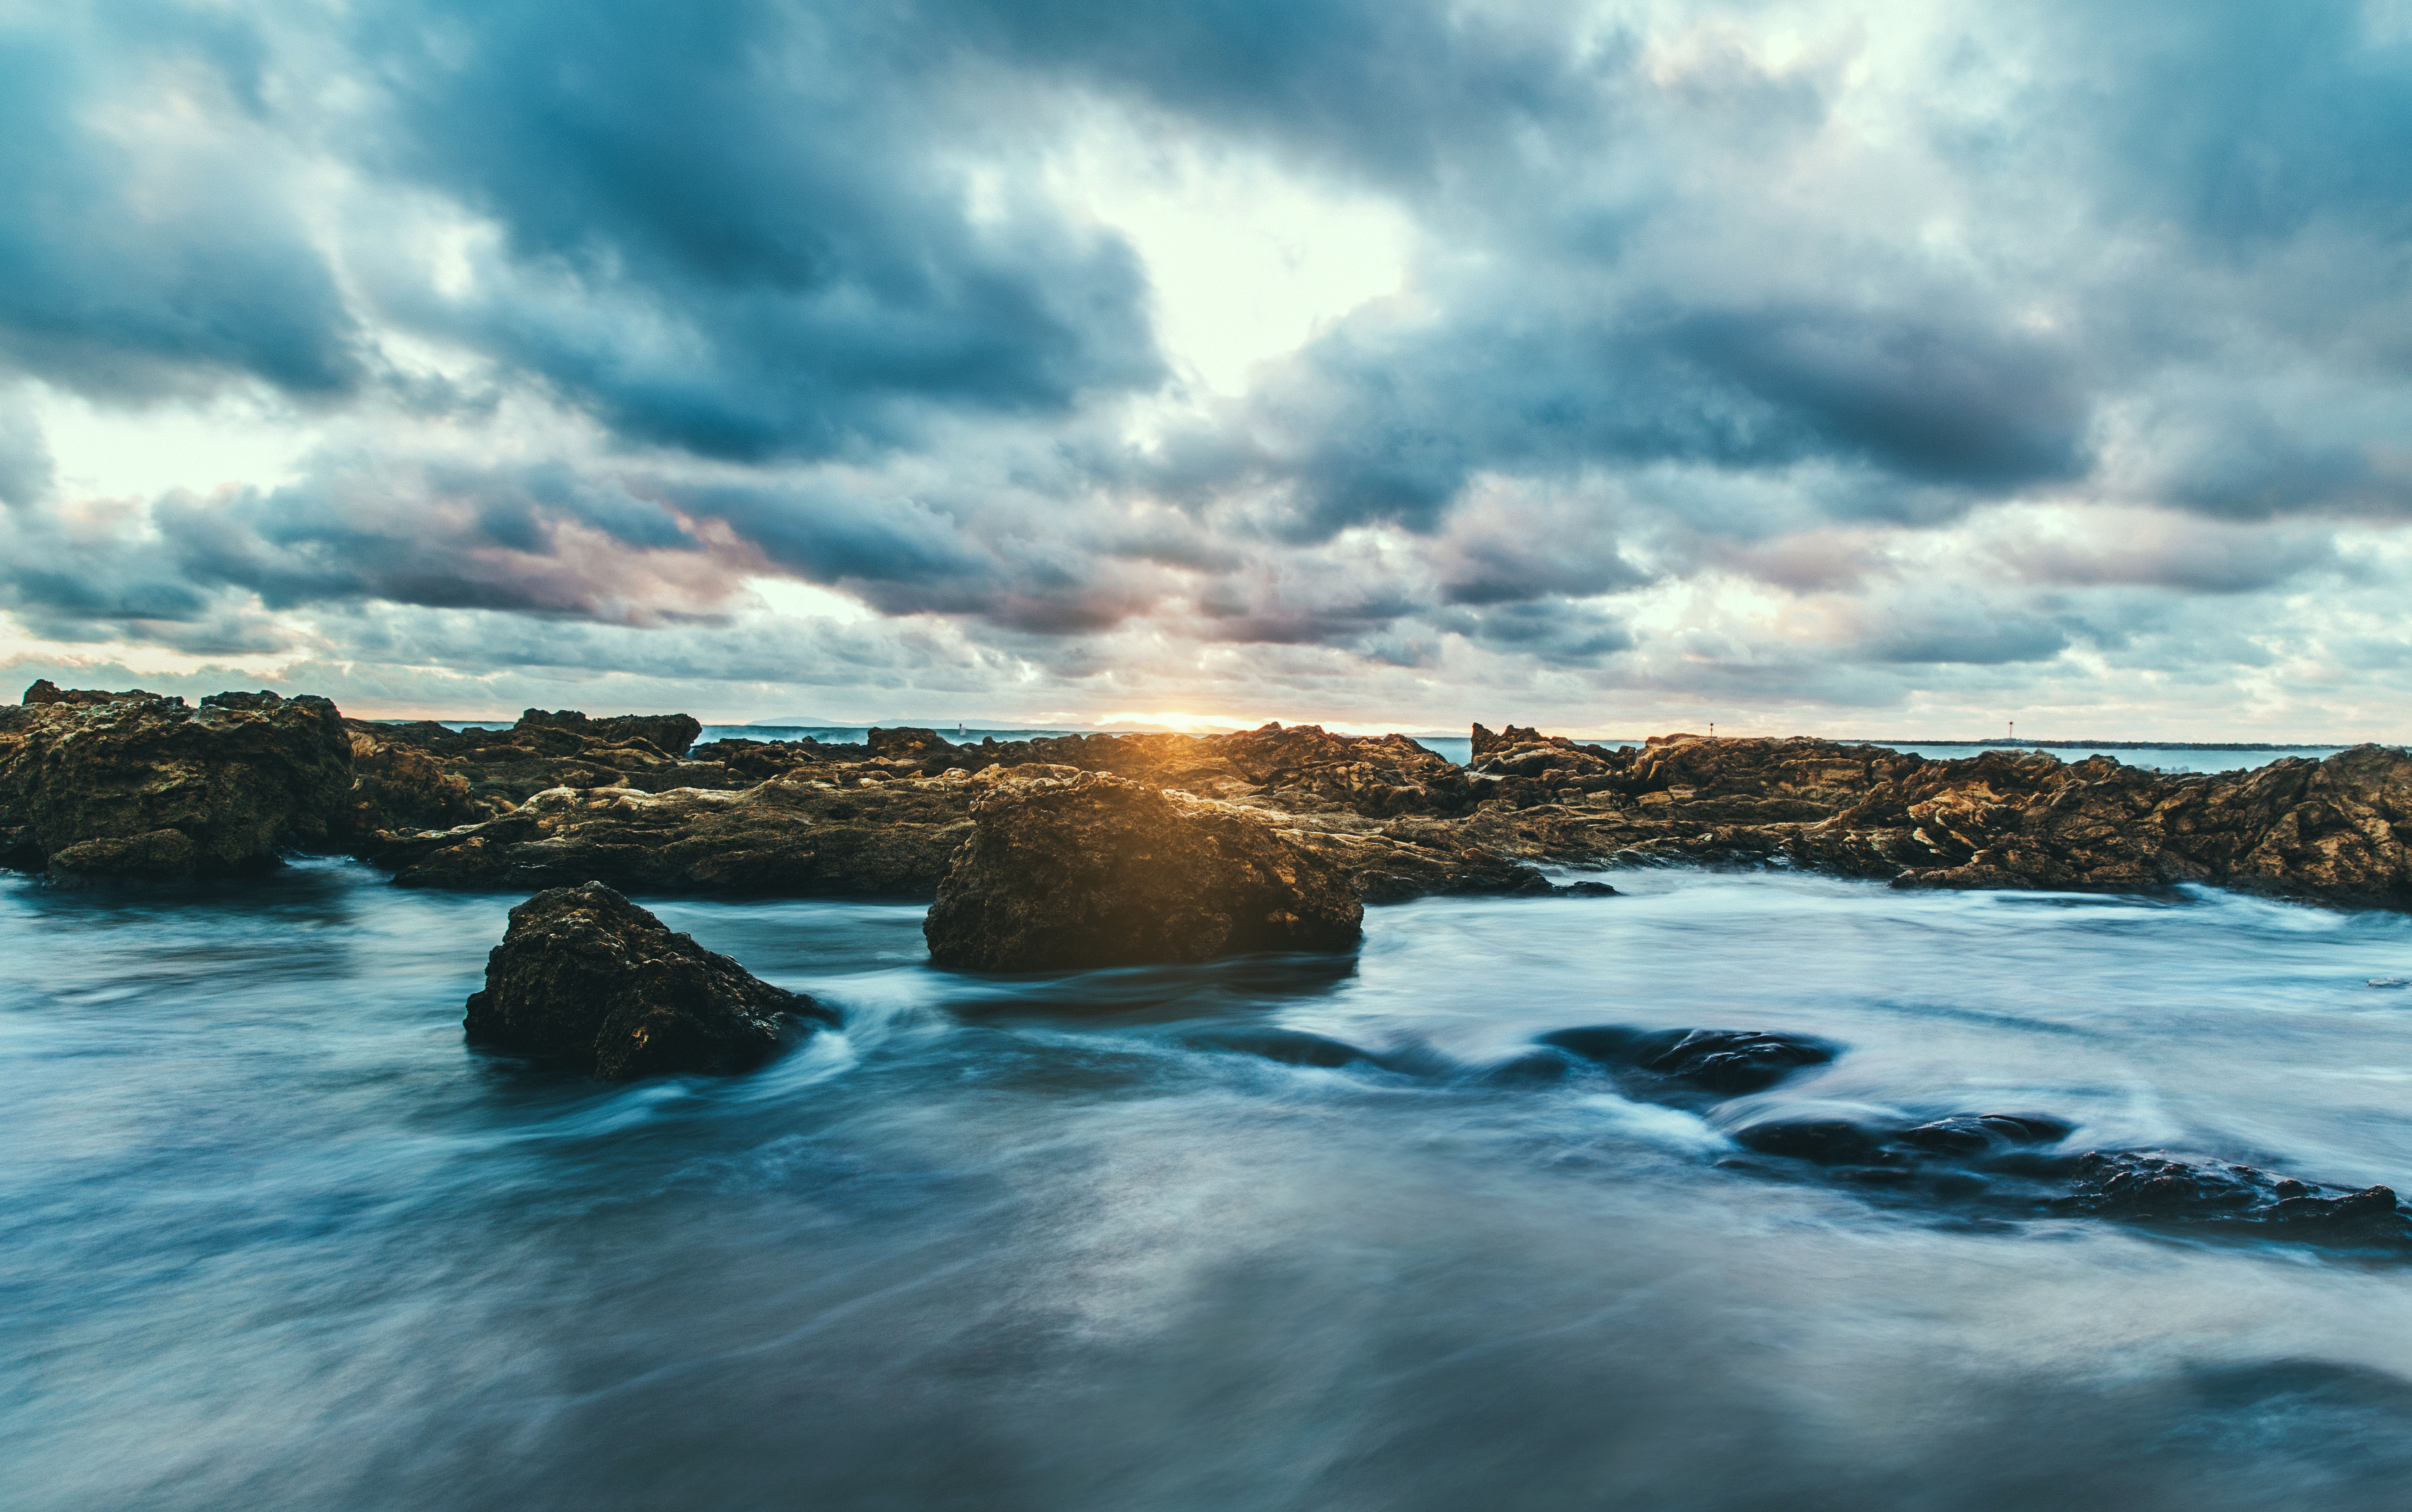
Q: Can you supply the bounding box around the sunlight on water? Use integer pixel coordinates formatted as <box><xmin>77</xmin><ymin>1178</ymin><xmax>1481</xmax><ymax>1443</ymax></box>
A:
<box><xmin>7</xmin><ymin>861</ymin><xmax>2412</xmax><ymax>1510</ymax></box>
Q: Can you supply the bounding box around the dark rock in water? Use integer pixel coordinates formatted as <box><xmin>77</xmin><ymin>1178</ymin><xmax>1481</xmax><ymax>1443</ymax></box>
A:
<box><xmin>1732</xmin><ymin>1118</ymin><xmax>1898</xmax><ymax>1166</ymax></box>
<box><xmin>2051</xmin><ymin>1152</ymin><xmax>2412</xmax><ymax>1243</ymax></box>
<box><xmin>464</xmin><ymin>881</ymin><xmax>829</xmax><ymax>1080</ymax></box>
<box><xmin>1537</xmin><ymin>1025</ymin><xmax>1838</xmax><ymax>1095</ymax></box>
<box><xmin>1557</xmin><ymin>879</ymin><xmax>1619</xmax><ymax>897</ymax></box>
<box><xmin>1185</xmin><ymin>1028</ymin><xmax>1371</xmax><ymax>1069</ymax></box>
<box><xmin>1</xmin><ymin>683</ymin><xmax>352</xmax><ymax>879</ymax></box>
<box><xmin>46</xmin><ymin>829</ymin><xmax>199</xmax><ymax>884</ymax></box>
<box><xmin>1731</xmin><ymin>1111</ymin><xmax>2074</xmax><ymax>1168</ymax></box>
<box><xmin>923</xmin><ymin>771</ymin><xmax>1364</xmax><ymax>971</ymax></box>
<box><xmin>1717</xmin><ymin>1105</ymin><xmax>2412</xmax><ymax>1254</ymax></box>
<box><xmin>1896</xmin><ymin>1112</ymin><xmax>2074</xmax><ymax>1155</ymax></box>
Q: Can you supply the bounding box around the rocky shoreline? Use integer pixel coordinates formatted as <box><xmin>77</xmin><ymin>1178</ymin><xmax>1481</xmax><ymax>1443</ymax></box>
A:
<box><xmin>11</xmin><ymin>677</ymin><xmax>2411</xmax><ymax>1254</ymax></box>
<box><xmin>7</xmin><ymin>681</ymin><xmax>2407</xmax><ymax>913</ymax></box>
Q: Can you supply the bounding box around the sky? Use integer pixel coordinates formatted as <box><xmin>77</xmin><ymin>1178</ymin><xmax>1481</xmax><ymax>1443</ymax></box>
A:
<box><xmin>5</xmin><ymin>0</ymin><xmax>2412</xmax><ymax>737</ymax></box>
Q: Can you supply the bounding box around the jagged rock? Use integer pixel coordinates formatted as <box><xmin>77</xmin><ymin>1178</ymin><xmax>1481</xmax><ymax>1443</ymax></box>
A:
<box><xmin>464</xmin><ymin>881</ymin><xmax>828</xmax><ymax>1080</ymax></box>
<box><xmin>1456</xmin><ymin>734</ymin><xmax>2412</xmax><ymax>912</ymax></box>
<box><xmin>1537</xmin><ymin>1025</ymin><xmax>1839</xmax><ymax>1096</ymax></box>
<box><xmin>46</xmin><ymin>828</ymin><xmax>197</xmax><ymax>884</ymax></box>
<box><xmin>341</xmin><ymin>725</ymin><xmax>488</xmax><ymax>840</ymax></box>
<box><xmin>372</xmin><ymin>773</ymin><xmax>977</xmax><ymax>895</ymax></box>
<box><xmin>513</xmin><ymin>707</ymin><xmax>703</xmax><ymax>757</ymax></box>
<box><xmin>897</xmin><ymin>722</ymin><xmax>1476</xmax><ymax>817</ymax></box>
<box><xmin>1718</xmin><ymin>1110</ymin><xmax>2412</xmax><ymax>1252</ymax></box>
<box><xmin>1</xmin><ymin>684</ymin><xmax>351</xmax><ymax>877</ymax></box>
<box><xmin>1730</xmin><ymin>1112</ymin><xmax>2073</xmax><ymax>1167</ymax></box>
<box><xmin>688</xmin><ymin>737</ymin><xmax>831</xmax><ymax>782</ymax></box>
<box><xmin>2050</xmin><ymin>1152</ymin><xmax>2410</xmax><ymax>1242</ymax></box>
<box><xmin>23</xmin><ymin>678</ymin><xmax>167</xmax><ymax>706</ymax></box>
<box><xmin>316</xmin><ymin>707</ymin><xmax>2412</xmax><ymax>917</ymax></box>
<box><xmin>342</xmin><ymin>708</ymin><xmax>748</xmax><ymax>840</ymax></box>
<box><xmin>923</xmin><ymin>771</ymin><xmax>1364</xmax><ymax>970</ymax></box>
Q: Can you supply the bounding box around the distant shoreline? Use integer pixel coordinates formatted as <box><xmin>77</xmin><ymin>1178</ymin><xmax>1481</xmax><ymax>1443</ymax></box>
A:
<box><xmin>394</xmin><ymin>718</ymin><xmax>2365</xmax><ymax>753</ymax></box>
<box><xmin>1853</xmin><ymin>738</ymin><xmax>2352</xmax><ymax>752</ymax></box>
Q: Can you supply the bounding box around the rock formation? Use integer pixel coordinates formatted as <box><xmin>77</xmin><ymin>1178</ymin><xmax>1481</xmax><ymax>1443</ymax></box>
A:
<box><xmin>464</xmin><ymin>880</ymin><xmax>829</xmax><ymax>1079</ymax></box>
<box><xmin>923</xmin><ymin>770</ymin><xmax>1365</xmax><ymax>970</ymax></box>
<box><xmin>1</xmin><ymin>684</ymin><xmax>352</xmax><ymax>879</ymax></box>
<box><xmin>1492</xmin><ymin>1020</ymin><xmax>2412</xmax><ymax>1255</ymax></box>
<box><xmin>341</xmin><ymin>709</ymin><xmax>753</xmax><ymax>840</ymax></box>
<box><xmin>1538</xmin><ymin>1025</ymin><xmax>1840</xmax><ymax>1096</ymax></box>
<box><xmin>13</xmin><ymin>678</ymin><xmax>2405</xmax><ymax>918</ymax></box>
<box><xmin>512</xmin><ymin>707</ymin><xmax>703</xmax><ymax>757</ymax></box>
<box><xmin>376</xmin><ymin>772</ymin><xmax>977</xmax><ymax>895</ymax></box>
<box><xmin>1452</xmin><ymin>730</ymin><xmax>2412</xmax><ymax>911</ymax></box>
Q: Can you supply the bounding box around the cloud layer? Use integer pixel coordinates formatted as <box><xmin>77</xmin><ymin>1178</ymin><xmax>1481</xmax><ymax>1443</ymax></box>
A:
<box><xmin>4</xmin><ymin>0</ymin><xmax>2412</xmax><ymax>734</ymax></box>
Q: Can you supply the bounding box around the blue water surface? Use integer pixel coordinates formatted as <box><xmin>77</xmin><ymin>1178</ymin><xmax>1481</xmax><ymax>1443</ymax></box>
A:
<box><xmin>9</xmin><ymin>863</ymin><xmax>2412</xmax><ymax>1510</ymax></box>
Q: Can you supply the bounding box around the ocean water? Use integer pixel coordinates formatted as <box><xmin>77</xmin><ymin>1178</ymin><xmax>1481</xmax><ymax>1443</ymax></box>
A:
<box><xmin>10</xmin><ymin>863</ymin><xmax>2412</xmax><ymax>1511</ymax></box>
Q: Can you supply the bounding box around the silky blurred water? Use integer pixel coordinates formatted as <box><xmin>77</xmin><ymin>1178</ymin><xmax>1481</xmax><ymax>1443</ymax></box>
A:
<box><xmin>8</xmin><ymin>862</ymin><xmax>2412</xmax><ymax>1511</ymax></box>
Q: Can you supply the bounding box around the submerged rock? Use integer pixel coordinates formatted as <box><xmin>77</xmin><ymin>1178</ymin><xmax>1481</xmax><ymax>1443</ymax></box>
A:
<box><xmin>923</xmin><ymin>771</ymin><xmax>1364</xmax><ymax>971</ymax></box>
<box><xmin>0</xmin><ymin>683</ymin><xmax>351</xmax><ymax>879</ymax></box>
<box><xmin>2051</xmin><ymin>1152</ymin><xmax>2410</xmax><ymax>1242</ymax></box>
<box><xmin>1537</xmin><ymin>1025</ymin><xmax>1839</xmax><ymax>1096</ymax></box>
<box><xmin>463</xmin><ymin>881</ymin><xmax>829</xmax><ymax>1080</ymax></box>
<box><xmin>1729</xmin><ymin>1112</ymin><xmax>2073</xmax><ymax>1168</ymax></box>
<box><xmin>1185</xmin><ymin>1027</ymin><xmax>1374</xmax><ymax>1068</ymax></box>
<box><xmin>1720</xmin><ymin>1106</ymin><xmax>2412</xmax><ymax>1253</ymax></box>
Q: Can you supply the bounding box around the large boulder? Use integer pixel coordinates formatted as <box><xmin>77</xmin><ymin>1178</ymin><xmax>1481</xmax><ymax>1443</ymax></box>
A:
<box><xmin>0</xmin><ymin>684</ymin><xmax>352</xmax><ymax>879</ymax></box>
<box><xmin>463</xmin><ymin>881</ymin><xmax>831</xmax><ymax>1079</ymax></box>
<box><xmin>923</xmin><ymin>771</ymin><xmax>1364</xmax><ymax>971</ymax></box>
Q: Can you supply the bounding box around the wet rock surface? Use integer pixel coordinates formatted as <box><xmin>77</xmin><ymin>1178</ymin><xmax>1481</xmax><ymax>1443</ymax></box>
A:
<box><xmin>464</xmin><ymin>881</ymin><xmax>829</xmax><ymax>1080</ymax></box>
<box><xmin>13</xmin><ymin>683</ymin><xmax>2409</xmax><ymax>917</ymax></box>
<box><xmin>343</xmin><ymin>708</ymin><xmax>756</xmax><ymax>840</ymax></box>
<box><xmin>1456</xmin><ymin>731</ymin><xmax>2412</xmax><ymax>910</ymax></box>
<box><xmin>2051</xmin><ymin>1153</ymin><xmax>2409</xmax><ymax>1240</ymax></box>
<box><xmin>374</xmin><ymin>774</ymin><xmax>978</xmax><ymax>896</ymax></box>
<box><xmin>924</xmin><ymin>771</ymin><xmax>1365</xmax><ymax>971</ymax></box>
<box><xmin>331</xmin><ymin>706</ymin><xmax>2412</xmax><ymax>914</ymax></box>
<box><xmin>1</xmin><ymin>683</ymin><xmax>351</xmax><ymax>879</ymax></box>
<box><xmin>1276</xmin><ymin>1017</ymin><xmax>2412</xmax><ymax>1256</ymax></box>
<box><xmin>1184</xmin><ymin>1027</ymin><xmax>1375</xmax><ymax>1068</ymax></box>
<box><xmin>1537</xmin><ymin>1025</ymin><xmax>1840</xmax><ymax>1097</ymax></box>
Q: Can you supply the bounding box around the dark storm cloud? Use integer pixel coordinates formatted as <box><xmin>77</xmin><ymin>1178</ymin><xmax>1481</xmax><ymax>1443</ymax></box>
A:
<box><xmin>0</xmin><ymin>5</ymin><xmax>365</xmax><ymax>401</ymax></box>
<box><xmin>2073</xmin><ymin>1</ymin><xmax>2412</xmax><ymax>251</ymax></box>
<box><xmin>1862</xmin><ymin>610</ymin><xmax>2070</xmax><ymax>668</ymax></box>
<box><xmin>1428</xmin><ymin>599</ymin><xmax>1635</xmax><ymax>667</ymax></box>
<box><xmin>0</xmin><ymin>458</ymin><xmax>730</xmax><ymax>642</ymax></box>
<box><xmin>9</xmin><ymin>0</ymin><xmax>2412</xmax><ymax>718</ymax></box>
<box><xmin>350</xmin><ymin>0</ymin><xmax>1164</xmax><ymax>460</ymax></box>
